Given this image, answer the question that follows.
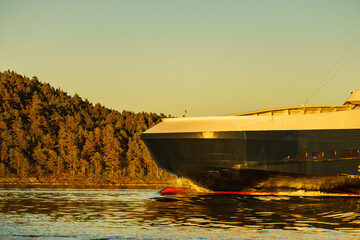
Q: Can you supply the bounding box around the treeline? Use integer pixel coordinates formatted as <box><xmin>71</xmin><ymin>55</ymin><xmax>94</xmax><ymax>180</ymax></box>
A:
<box><xmin>0</xmin><ymin>70</ymin><xmax>174</xmax><ymax>184</ymax></box>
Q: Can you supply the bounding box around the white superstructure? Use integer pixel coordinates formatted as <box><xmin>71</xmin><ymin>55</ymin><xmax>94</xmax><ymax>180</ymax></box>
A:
<box><xmin>144</xmin><ymin>90</ymin><xmax>360</xmax><ymax>134</ymax></box>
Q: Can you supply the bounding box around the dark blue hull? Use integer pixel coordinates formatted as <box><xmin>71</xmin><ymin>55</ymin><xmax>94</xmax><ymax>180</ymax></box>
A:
<box><xmin>142</xmin><ymin>129</ymin><xmax>360</xmax><ymax>192</ymax></box>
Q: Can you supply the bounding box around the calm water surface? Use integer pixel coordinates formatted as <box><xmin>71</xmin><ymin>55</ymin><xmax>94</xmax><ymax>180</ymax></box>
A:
<box><xmin>0</xmin><ymin>186</ymin><xmax>360</xmax><ymax>239</ymax></box>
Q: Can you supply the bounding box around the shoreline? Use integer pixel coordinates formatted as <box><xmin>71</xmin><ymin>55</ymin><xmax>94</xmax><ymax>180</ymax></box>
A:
<box><xmin>0</xmin><ymin>177</ymin><xmax>172</xmax><ymax>189</ymax></box>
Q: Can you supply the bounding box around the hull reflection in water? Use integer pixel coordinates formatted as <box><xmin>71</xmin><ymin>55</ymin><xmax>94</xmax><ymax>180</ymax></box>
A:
<box><xmin>149</xmin><ymin>192</ymin><xmax>360</xmax><ymax>236</ymax></box>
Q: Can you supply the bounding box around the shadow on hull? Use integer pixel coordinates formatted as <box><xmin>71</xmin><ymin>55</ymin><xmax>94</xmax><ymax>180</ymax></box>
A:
<box><xmin>142</xmin><ymin>129</ymin><xmax>360</xmax><ymax>194</ymax></box>
<box><xmin>187</xmin><ymin>168</ymin><xmax>360</xmax><ymax>194</ymax></box>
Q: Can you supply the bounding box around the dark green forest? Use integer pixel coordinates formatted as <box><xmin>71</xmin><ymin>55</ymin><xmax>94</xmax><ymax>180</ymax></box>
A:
<box><xmin>0</xmin><ymin>70</ymin><xmax>174</xmax><ymax>184</ymax></box>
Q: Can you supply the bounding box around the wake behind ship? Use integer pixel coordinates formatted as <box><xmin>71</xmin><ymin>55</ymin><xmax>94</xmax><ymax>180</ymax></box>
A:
<box><xmin>142</xmin><ymin>90</ymin><xmax>360</xmax><ymax>193</ymax></box>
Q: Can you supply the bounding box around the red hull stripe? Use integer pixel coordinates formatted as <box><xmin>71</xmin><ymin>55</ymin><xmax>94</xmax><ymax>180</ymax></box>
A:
<box><xmin>159</xmin><ymin>187</ymin><xmax>360</xmax><ymax>196</ymax></box>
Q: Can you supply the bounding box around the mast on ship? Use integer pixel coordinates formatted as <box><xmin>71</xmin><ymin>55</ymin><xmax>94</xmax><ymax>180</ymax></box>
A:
<box><xmin>344</xmin><ymin>89</ymin><xmax>360</xmax><ymax>105</ymax></box>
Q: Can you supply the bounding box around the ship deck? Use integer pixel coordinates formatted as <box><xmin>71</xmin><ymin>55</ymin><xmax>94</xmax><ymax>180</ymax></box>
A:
<box><xmin>229</xmin><ymin>104</ymin><xmax>360</xmax><ymax>117</ymax></box>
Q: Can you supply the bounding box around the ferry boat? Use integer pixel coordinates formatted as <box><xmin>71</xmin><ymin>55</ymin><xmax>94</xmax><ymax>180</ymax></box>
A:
<box><xmin>142</xmin><ymin>90</ymin><xmax>360</xmax><ymax>193</ymax></box>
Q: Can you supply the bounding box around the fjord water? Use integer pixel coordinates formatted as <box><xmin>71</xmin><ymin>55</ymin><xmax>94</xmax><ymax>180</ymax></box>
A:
<box><xmin>0</xmin><ymin>186</ymin><xmax>360</xmax><ymax>239</ymax></box>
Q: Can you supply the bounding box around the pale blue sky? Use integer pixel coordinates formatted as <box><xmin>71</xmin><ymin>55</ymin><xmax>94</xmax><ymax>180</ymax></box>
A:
<box><xmin>1</xmin><ymin>0</ymin><xmax>360</xmax><ymax>116</ymax></box>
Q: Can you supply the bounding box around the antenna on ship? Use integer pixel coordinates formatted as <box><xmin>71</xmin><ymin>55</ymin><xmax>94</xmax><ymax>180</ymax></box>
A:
<box><xmin>183</xmin><ymin>110</ymin><xmax>187</xmax><ymax>117</ymax></box>
<box><xmin>303</xmin><ymin>32</ymin><xmax>360</xmax><ymax>106</ymax></box>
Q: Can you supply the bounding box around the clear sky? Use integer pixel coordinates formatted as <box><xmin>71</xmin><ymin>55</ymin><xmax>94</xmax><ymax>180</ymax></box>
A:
<box><xmin>1</xmin><ymin>0</ymin><xmax>360</xmax><ymax>117</ymax></box>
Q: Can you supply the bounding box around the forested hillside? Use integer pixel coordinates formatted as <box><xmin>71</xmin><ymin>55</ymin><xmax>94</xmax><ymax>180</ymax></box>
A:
<box><xmin>0</xmin><ymin>71</ymin><xmax>174</xmax><ymax>184</ymax></box>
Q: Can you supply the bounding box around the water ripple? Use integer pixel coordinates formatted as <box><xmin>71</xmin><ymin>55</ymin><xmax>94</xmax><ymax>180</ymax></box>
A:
<box><xmin>0</xmin><ymin>187</ymin><xmax>359</xmax><ymax>239</ymax></box>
